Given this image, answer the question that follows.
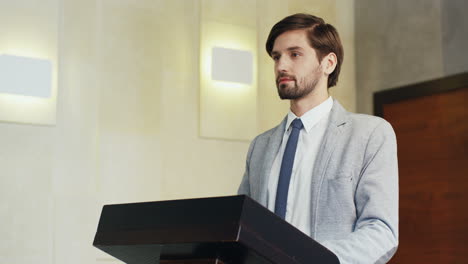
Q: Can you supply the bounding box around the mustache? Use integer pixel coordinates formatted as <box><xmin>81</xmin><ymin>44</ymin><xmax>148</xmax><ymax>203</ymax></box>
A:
<box><xmin>276</xmin><ymin>73</ymin><xmax>296</xmax><ymax>84</ymax></box>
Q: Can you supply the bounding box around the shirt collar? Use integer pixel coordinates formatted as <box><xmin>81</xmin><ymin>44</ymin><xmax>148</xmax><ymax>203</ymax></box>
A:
<box><xmin>285</xmin><ymin>96</ymin><xmax>333</xmax><ymax>133</ymax></box>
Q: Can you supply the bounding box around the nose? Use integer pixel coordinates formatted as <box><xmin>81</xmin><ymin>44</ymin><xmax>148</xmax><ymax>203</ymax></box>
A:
<box><xmin>275</xmin><ymin>57</ymin><xmax>289</xmax><ymax>74</ymax></box>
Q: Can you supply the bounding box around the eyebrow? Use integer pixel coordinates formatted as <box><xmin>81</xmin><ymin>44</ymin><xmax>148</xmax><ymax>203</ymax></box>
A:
<box><xmin>287</xmin><ymin>46</ymin><xmax>304</xmax><ymax>51</ymax></box>
<box><xmin>271</xmin><ymin>46</ymin><xmax>304</xmax><ymax>56</ymax></box>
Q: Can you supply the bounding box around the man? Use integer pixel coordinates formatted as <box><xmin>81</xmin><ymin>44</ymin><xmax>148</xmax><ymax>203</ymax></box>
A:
<box><xmin>238</xmin><ymin>13</ymin><xmax>398</xmax><ymax>263</ymax></box>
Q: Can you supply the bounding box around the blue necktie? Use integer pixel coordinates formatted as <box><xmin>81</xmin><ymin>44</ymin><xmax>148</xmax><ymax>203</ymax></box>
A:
<box><xmin>275</xmin><ymin>118</ymin><xmax>303</xmax><ymax>219</ymax></box>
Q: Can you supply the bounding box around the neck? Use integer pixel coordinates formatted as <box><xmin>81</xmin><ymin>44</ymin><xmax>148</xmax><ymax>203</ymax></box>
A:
<box><xmin>290</xmin><ymin>85</ymin><xmax>329</xmax><ymax>117</ymax></box>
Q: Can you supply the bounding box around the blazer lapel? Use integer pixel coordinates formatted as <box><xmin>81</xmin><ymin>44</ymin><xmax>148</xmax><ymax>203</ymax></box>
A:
<box><xmin>257</xmin><ymin>117</ymin><xmax>287</xmax><ymax>205</ymax></box>
<box><xmin>309</xmin><ymin>100</ymin><xmax>349</xmax><ymax>238</ymax></box>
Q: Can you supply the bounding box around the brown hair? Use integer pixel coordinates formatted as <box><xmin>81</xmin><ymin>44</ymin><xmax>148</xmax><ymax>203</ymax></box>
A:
<box><xmin>266</xmin><ymin>13</ymin><xmax>344</xmax><ymax>88</ymax></box>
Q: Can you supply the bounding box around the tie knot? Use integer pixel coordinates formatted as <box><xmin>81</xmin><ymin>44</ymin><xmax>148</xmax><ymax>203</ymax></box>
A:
<box><xmin>291</xmin><ymin>118</ymin><xmax>303</xmax><ymax>130</ymax></box>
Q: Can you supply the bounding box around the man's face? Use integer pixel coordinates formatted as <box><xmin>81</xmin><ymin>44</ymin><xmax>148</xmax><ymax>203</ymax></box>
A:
<box><xmin>271</xmin><ymin>29</ymin><xmax>323</xmax><ymax>100</ymax></box>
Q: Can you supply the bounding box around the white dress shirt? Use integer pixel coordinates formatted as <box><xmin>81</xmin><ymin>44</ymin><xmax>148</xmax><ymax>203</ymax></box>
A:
<box><xmin>267</xmin><ymin>96</ymin><xmax>333</xmax><ymax>236</ymax></box>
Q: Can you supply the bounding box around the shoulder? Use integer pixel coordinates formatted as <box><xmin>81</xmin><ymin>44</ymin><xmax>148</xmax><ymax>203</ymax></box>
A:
<box><xmin>344</xmin><ymin>112</ymin><xmax>398</xmax><ymax>160</ymax></box>
<box><xmin>328</xmin><ymin>101</ymin><xmax>397</xmax><ymax>159</ymax></box>
<box><xmin>331</xmin><ymin>100</ymin><xmax>395</xmax><ymax>139</ymax></box>
<box><xmin>255</xmin><ymin>125</ymin><xmax>279</xmax><ymax>140</ymax></box>
<box><xmin>245</xmin><ymin>117</ymin><xmax>286</xmax><ymax>159</ymax></box>
<box><xmin>250</xmin><ymin>118</ymin><xmax>286</xmax><ymax>145</ymax></box>
<box><xmin>347</xmin><ymin>112</ymin><xmax>395</xmax><ymax>135</ymax></box>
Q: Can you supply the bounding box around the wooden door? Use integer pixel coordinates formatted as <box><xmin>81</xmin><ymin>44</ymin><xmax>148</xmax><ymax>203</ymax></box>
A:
<box><xmin>374</xmin><ymin>73</ymin><xmax>468</xmax><ymax>263</ymax></box>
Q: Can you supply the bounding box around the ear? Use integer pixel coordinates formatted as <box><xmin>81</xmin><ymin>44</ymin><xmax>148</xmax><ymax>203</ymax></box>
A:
<box><xmin>321</xmin><ymin>52</ymin><xmax>337</xmax><ymax>75</ymax></box>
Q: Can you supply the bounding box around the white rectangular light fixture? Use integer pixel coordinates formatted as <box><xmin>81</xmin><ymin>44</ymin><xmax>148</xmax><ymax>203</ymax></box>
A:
<box><xmin>0</xmin><ymin>54</ymin><xmax>52</xmax><ymax>98</ymax></box>
<box><xmin>211</xmin><ymin>47</ymin><xmax>253</xmax><ymax>84</ymax></box>
<box><xmin>200</xmin><ymin>22</ymin><xmax>257</xmax><ymax>141</ymax></box>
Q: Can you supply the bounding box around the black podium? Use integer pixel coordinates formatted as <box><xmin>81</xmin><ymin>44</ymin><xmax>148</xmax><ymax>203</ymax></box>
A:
<box><xmin>93</xmin><ymin>195</ymin><xmax>339</xmax><ymax>264</ymax></box>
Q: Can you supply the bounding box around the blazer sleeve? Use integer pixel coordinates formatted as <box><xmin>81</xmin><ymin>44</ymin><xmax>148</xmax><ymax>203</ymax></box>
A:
<box><xmin>237</xmin><ymin>136</ymin><xmax>258</xmax><ymax>196</ymax></box>
<box><xmin>322</xmin><ymin>120</ymin><xmax>399</xmax><ymax>264</ymax></box>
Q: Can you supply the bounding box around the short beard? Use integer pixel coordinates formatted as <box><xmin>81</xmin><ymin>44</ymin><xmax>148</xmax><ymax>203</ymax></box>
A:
<box><xmin>277</xmin><ymin>77</ymin><xmax>319</xmax><ymax>100</ymax></box>
<box><xmin>276</xmin><ymin>66</ymin><xmax>322</xmax><ymax>100</ymax></box>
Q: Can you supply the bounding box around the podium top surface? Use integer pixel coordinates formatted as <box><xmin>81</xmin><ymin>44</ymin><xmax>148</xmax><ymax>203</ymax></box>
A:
<box><xmin>93</xmin><ymin>195</ymin><xmax>338</xmax><ymax>264</ymax></box>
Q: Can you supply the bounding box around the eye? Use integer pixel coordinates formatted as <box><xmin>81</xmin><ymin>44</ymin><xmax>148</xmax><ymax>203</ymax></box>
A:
<box><xmin>291</xmin><ymin>52</ymin><xmax>300</xmax><ymax>58</ymax></box>
<box><xmin>272</xmin><ymin>55</ymin><xmax>280</xmax><ymax>61</ymax></box>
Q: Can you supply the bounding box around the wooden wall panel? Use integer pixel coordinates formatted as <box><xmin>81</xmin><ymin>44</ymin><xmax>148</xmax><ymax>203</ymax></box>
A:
<box><xmin>375</xmin><ymin>74</ymin><xmax>468</xmax><ymax>263</ymax></box>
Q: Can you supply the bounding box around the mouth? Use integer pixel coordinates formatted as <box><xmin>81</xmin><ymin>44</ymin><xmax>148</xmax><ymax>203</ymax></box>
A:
<box><xmin>278</xmin><ymin>77</ymin><xmax>294</xmax><ymax>84</ymax></box>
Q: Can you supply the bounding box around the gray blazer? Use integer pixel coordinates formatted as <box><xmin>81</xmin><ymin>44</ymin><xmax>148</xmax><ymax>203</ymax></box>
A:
<box><xmin>238</xmin><ymin>100</ymin><xmax>398</xmax><ymax>264</ymax></box>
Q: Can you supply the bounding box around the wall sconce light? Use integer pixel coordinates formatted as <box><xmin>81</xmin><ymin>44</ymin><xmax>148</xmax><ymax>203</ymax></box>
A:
<box><xmin>0</xmin><ymin>54</ymin><xmax>52</xmax><ymax>98</ymax></box>
<box><xmin>200</xmin><ymin>21</ymin><xmax>257</xmax><ymax>141</ymax></box>
<box><xmin>211</xmin><ymin>47</ymin><xmax>253</xmax><ymax>85</ymax></box>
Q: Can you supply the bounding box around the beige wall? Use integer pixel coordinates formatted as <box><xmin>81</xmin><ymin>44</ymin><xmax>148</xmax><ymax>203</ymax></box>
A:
<box><xmin>0</xmin><ymin>0</ymin><xmax>355</xmax><ymax>263</ymax></box>
<box><xmin>1</xmin><ymin>1</ymin><xmax>58</xmax><ymax>263</ymax></box>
